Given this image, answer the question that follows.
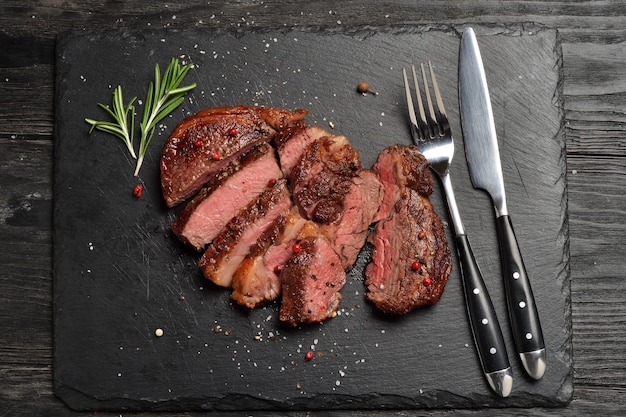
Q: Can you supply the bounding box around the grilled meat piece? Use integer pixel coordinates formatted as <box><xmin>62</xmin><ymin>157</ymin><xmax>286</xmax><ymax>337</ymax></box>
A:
<box><xmin>231</xmin><ymin>208</ymin><xmax>307</xmax><ymax>309</ymax></box>
<box><xmin>290</xmin><ymin>134</ymin><xmax>361</xmax><ymax>224</ymax></box>
<box><xmin>273</xmin><ymin>123</ymin><xmax>328</xmax><ymax>176</ymax></box>
<box><xmin>279</xmin><ymin>224</ymin><xmax>346</xmax><ymax>326</ymax></box>
<box><xmin>289</xmin><ymin>132</ymin><xmax>381</xmax><ymax>269</ymax></box>
<box><xmin>198</xmin><ymin>179</ymin><xmax>292</xmax><ymax>288</ymax></box>
<box><xmin>365</xmin><ymin>145</ymin><xmax>452</xmax><ymax>315</ymax></box>
<box><xmin>319</xmin><ymin>169</ymin><xmax>383</xmax><ymax>269</ymax></box>
<box><xmin>161</xmin><ymin>106</ymin><xmax>307</xmax><ymax>207</ymax></box>
<box><xmin>171</xmin><ymin>143</ymin><xmax>282</xmax><ymax>251</ymax></box>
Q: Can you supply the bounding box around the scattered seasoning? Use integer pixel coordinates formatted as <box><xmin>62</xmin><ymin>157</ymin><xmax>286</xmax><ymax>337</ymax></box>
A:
<box><xmin>193</xmin><ymin>139</ymin><xmax>203</xmax><ymax>148</ymax></box>
<box><xmin>155</xmin><ymin>328</ymin><xmax>164</xmax><ymax>337</ymax></box>
<box><xmin>423</xmin><ymin>277</ymin><xmax>432</xmax><ymax>286</ymax></box>
<box><xmin>273</xmin><ymin>265</ymin><xmax>282</xmax><ymax>274</ymax></box>
<box><xmin>132</xmin><ymin>184</ymin><xmax>143</xmax><ymax>198</ymax></box>
<box><xmin>268</xmin><ymin>178</ymin><xmax>276</xmax><ymax>187</ymax></box>
<box><xmin>305</xmin><ymin>351</ymin><xmax>315</xmax><ymax>361</ymax></box>
<box><xmin>228</xmin><ymin>127</ymin><xmax>238</xmax><ymax>136</ymax></box>
<box><xmin>178</xmin><ymin>294</ymin><xmax>185</xmax><ymax>301</ymax></box>
<box><xmin>292</xmin><ymin>243</ymin><xmax>301</xmax><ymax>253</ymax></box>
<box><xmin>418</xmin><ymin>231</ymin><xmax>427</xmax><ymax>240</ymax></box>
<box><xmin>210</xmin><ymin>151</ymin><xmax>222</xmax><ymax>161</ymax></box>
<box><xmin>356</xmin><ymin>81</ymin><xmax>378</xmax><ymax>96</ymax></box>
<box><xmin>411</xmin><ymin>260</ymin><xmax>421</xmax><ymax>271</ymax></box>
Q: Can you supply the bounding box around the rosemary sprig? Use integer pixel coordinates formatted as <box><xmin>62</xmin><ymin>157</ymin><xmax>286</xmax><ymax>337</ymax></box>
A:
<box><xmin>85</xmin><ymin>86</ymin><xmax>137</xmax><ymax>159</ymax></box>
<box><xmin>85</xmin><ymin>58</ymin><xmax>196</xmax><ymax>176</ymax></box>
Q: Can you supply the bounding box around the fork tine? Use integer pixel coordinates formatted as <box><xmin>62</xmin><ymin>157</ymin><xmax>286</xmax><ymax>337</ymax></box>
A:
<box><xmin>411</xmin><ymin>65</ymin><xmax>428</xmax><ymax>127</ymax></box>
<box><xmin>402</xmin><ymin>68</ymin><xmax>418</xmax><ymax>129</ymax></box>
<box><xmin>420</xmin><ymin>63</ymin><xmax>438</xmax><ymax>134</ymax></box>
<box><xmin>427</xmin><ymin>61</ymin><xmax>447</xmax><ymax>117</ymax></box>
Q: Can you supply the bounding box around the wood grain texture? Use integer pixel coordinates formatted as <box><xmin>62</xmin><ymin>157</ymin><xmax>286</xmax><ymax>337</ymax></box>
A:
<box><xmin>1</xmin><ymin>0</ymin><xmax>625</xmax><ymax>416</ymax></box>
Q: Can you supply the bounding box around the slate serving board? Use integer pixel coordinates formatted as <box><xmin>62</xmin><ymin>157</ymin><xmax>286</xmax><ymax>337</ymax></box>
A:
<box><xmin>54</xmin><ymin>24</ymin><xmax>572</xmax><ymax>412</ymax></box>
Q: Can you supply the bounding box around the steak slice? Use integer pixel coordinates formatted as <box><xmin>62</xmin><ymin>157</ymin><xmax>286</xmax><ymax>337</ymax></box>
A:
<box><xmin>171</xmin><ymin>143</ymin><xmax>282</xmax><ymax>251</ymax></box>
<box><xmin>279</xmin><ymin>224</ymin><xmax>346</xmax><ymax>326</ymax></box>
<box><xmin>319</xmin><ymin>169</ymin><xmax>383</xmax><ymax>269</ymax></box>
<box><xmin>365</xmin><ymin>145</ymin><xmax>452</xmax><ymax>315</ymax></box>
<box><xmin>231</xmin><ymin>208</ymin><xmax>307</xmax><ymax>309</ymax></box>
<box><xmin>273</xmin><ymin>123</ymin><xmax>328</xmax><ymax>176</ymax></box>
<box><xmin>198</xmin><ymin>179</ymin><xmax>292</xmax><ymax>288</ymax></box>
<box><xmin>161</xmin><ymin>106</ymin><xmax>307</xmax><ymax>207</ymax></box>
<box><xmin>290</xmin><ymin>134</ymin><xmax>361</xmax><ymax>223</ymax></box>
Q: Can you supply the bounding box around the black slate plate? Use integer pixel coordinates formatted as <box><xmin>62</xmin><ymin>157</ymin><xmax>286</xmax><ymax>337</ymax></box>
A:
<box><xmin>53</xmin><ymin>24</ymin><xmax>572</xmax><ymax>411</ymax></box>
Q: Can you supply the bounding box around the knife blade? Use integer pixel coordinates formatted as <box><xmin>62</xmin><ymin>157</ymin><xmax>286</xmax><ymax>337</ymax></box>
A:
<box><xmin>459</xmin><ymin>27</ymin><xmax>546</xmax><ymax>380</ymax></box>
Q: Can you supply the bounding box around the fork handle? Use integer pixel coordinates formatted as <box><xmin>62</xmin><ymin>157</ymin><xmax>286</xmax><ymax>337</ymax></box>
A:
<box><xmin>456</xmin><ymin>234</ymin><xmax>512</xmax><ymax>396</ymax></box>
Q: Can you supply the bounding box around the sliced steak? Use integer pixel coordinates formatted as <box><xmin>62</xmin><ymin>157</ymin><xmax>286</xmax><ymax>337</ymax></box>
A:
<box><xmin>279</xmin><ymin>224</ymin><xmax>346</xmax><ymax>326</ymax></box>
<box><xmin>273</xmin><ymin>123</ymin><xmax>328</xmax><ymax>176</ymax></box>
<box><xmin>161</xmin><ymin>106</ymin><xmax>307</xmax><ymax>207</ymax></box>
<box><xmin>171</xmin><ymin>143</ymin><xmax>282</xmax><ymax>251</ymax></box>
<box><xmin>198</xmin><ymin>179</ymin><xmax>292</xmax><ymax>288</ymax></box>
<box><xmin>231</xmin><ymin>208</ymin><xmax>307</xmax><ymax>309</ymax></box>
<box><xmin>290</xmin><ymin>134</ymin><xmax>361</xmax><ymax>223</ymax></box>
<box><xmin>319</xmin><ymin>169</ymin><xmax>383</xmax><ymax>269</ymax></box>
<box><xmin>365</xmin><ymin>145</ymin><xmax>452</xmax><ymax>315</ymax></box>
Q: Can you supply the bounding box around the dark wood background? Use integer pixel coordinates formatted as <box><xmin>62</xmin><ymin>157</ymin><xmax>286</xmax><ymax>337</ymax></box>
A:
<box><xmin>1</xmin><ymin>1</ymin><xmax>624</xmax><ymax>416</ymax></box>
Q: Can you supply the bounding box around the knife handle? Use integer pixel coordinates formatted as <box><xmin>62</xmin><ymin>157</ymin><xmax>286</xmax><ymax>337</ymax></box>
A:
<box><xmin>496</xmin><ymin>215</ymin><xmax>546</xmax><ymax>379</ymax></box>
<box><xmin>456</xmin><ymin>234</ymin><xmax>512</xmax><ymax>394</ymax></box>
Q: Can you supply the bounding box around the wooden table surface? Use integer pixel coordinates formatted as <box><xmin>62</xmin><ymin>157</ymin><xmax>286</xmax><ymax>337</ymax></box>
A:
<box><xmin>1</xmin><ymin>1</ymin><xmax>624</xmax><ymax>416</ymax></box>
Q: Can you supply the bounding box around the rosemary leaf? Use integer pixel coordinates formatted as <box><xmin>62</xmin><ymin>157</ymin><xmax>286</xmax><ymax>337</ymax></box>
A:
<box><xmin>85</xmin><ymin>86</ymin><xmax>137</xmax><ymax>159</ymax></box>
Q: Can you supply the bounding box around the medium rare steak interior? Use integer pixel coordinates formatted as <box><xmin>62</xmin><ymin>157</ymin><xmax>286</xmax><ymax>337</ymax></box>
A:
<box><xmin>171</xmin><ymin>142</ymin><xmax>282</xmax><ymax>251</ymax></box>
<box><xmin>161</xmin><ymin>106</ymin><xmax>451</xmax><ymax>325</ymax></box>
<box><xmin>199</xmin><ymin>179</ymin><xmax>292</xmax><ymax>288</ymax></box>
<box><xmin>231</xmin><ymin>208</ymin><xmax>308</xmax><ymax>309</ymax></box>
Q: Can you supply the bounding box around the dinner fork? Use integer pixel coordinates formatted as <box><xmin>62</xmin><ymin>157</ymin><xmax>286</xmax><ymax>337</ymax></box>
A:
<box><xmin>403</xmin><ymin>63</ymin><xmax>513</xmax><ymax>397</ymax></box>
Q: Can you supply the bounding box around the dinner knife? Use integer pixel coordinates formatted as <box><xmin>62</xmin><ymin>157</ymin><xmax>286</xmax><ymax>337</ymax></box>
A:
<box><xmin>458</xmin><ymin>27</ymin><xmax>546</xmax><ymax>380</ymax></box>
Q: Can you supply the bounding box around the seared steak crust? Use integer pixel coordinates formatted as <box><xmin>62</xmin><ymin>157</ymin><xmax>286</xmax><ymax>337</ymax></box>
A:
<box><xmin>291</xmin><ymin>135</ymin><xmax>361</xmax><ymax>223</ymax></box>
<box><xmin>279</xmin><ymin>231</ymin><xmax>346</xmax><ymax>326</ymax></box>
<box><xmin>365</xmin><ymin>145</ymin><xmax>452</xmax><ymax>315</ymax></box>
<box><xmin>161</xmin><ymin>106</ymin><xmax>307</xmax><ymax>207</ymax></box>
<box><xmin>319</xmin><ymin>169</ymin><xmax>383</xmax><ymax>269</ymax></box>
